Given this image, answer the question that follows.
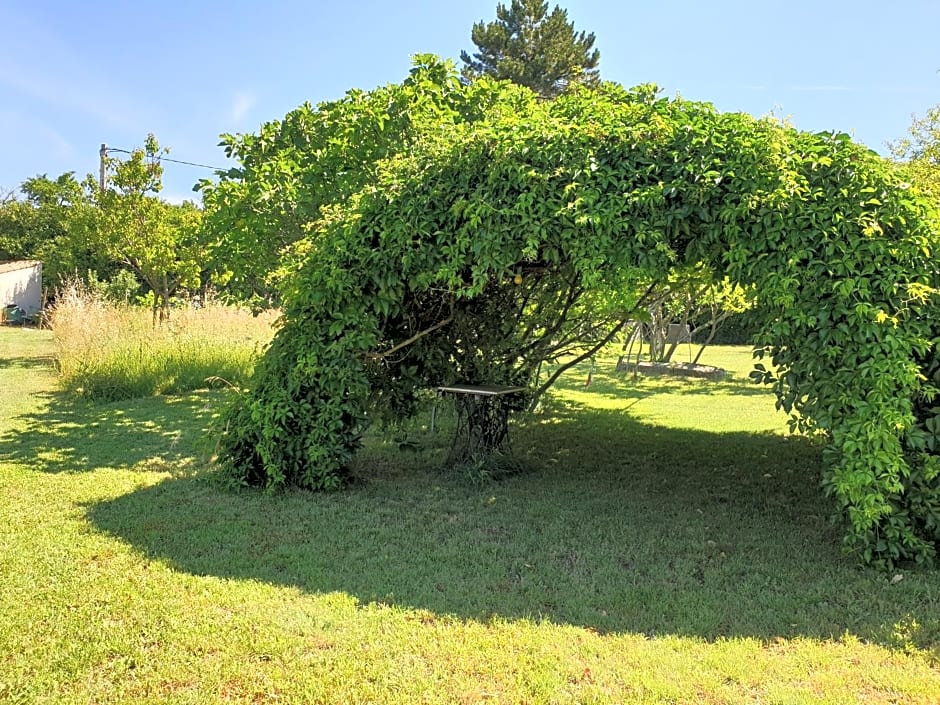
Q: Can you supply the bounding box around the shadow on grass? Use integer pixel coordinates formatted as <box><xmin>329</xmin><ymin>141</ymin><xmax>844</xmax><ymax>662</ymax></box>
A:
<box><xmin>77</xmin><ymin>397</ymin><xmax>939</xmax><ymax>654</ymax></box>
<box><xmin>3</xmin><ymin>338</ymin><xmax>935</xmax><ymax>652</ymax></box>
<box><xmin>0</xmin><ymin>355</ymin><xmax>55</xmax><ymax>370</ymax></box>
<box><xmin>0</xmin><ymin>391</ymin><xmax>219</xmax><ymax>473</ymax></box>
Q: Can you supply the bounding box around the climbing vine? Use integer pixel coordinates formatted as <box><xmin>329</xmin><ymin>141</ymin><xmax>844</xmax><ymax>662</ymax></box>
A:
<box><xmin>207</xmin><ymin>58</ymin><xmax>939</xmax><ymax>568</ymax></box>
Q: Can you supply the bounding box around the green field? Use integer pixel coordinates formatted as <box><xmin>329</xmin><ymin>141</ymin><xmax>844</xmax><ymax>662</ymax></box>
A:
<box><xmin>1</xmin><ymin>326</ymin><xmax>938</xmax><ymax>704</ymax></box>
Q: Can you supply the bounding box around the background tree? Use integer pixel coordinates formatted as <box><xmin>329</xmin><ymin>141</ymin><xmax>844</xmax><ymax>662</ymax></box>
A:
<box><xmin>891</xmin><ymin>103</ymin><xmax>940</xmax><ymax>202</ymax></box>
<box><xmin>627</xmin><ymin>268</ymin><xmax>753</xmax><ymax>366</ymax></box>
<box><xmin>83</xmin><ymin>135</ymin><xmax>205</xmax><ymax>324</ymax></box>
<box><xmin>0</xmin><ymin>187</ymin><xmax>33</xmax><ymax>261</ymax></box>
<box><xmin>460</xmin><ymin>0</ymin><xmax>600</xmax><ymax>99</ymax></box>
<box><xmin>0</xmin><ymin>173</ymin><xmax>114</xmax><ymax>292</ymax></box>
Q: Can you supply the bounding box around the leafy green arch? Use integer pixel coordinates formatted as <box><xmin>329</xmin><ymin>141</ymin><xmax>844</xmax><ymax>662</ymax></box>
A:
<box><xmin>209</xmin><ymin>59</ymin><xmax>939</xmax><ymax>567</ymax></box>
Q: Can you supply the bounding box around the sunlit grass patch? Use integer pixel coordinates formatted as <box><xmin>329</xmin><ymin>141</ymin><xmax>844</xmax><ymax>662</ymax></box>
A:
<box><xmin>546</xmin><ymin>345</ymin><xmax>792</xmax><ymax>433</ymax></box>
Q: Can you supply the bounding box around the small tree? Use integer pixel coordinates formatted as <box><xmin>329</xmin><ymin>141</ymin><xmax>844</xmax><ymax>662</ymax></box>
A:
<box><xmin>636</xmin><ymin>268</ymin><xmax>753</xmax><ymax>365</ymax></box>
<box><xmin>84</xmin><ymin>135</ymin><xmax>205</xmax><ymax>324</ymax></box>
<box><xmin>460</xmin><ymin>0</ymin><xmax>600</xmax><ymax>99</ymax></box>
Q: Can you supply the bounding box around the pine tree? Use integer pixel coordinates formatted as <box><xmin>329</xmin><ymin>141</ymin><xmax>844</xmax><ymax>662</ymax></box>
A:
<box><xmin>460</xmin><ymin>0</ymin><xmax>600</xmax><ymax>99</ymax></box>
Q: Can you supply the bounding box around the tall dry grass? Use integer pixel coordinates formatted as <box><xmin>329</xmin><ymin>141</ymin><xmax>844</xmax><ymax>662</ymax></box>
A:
<box><xmin>49</xmin><ymin>282</ymin><xmax>278</xmax><ymax>401</ymax></box>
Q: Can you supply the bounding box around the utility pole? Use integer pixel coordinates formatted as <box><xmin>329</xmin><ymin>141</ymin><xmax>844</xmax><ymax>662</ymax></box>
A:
<box><xmin>99</xmin><ymin>143</ymin><xmax>107</xmax><ymax>191</ymax></box>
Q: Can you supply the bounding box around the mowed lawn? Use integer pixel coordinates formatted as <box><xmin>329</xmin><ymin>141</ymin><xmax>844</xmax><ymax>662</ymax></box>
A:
<box><xmin>1</xmin><ymin>326</ymin><xmax>938</xmax><ymax>704</ymax></box>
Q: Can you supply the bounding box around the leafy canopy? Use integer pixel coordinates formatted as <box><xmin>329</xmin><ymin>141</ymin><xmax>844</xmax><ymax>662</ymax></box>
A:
<box><xmin>209</xmin><ymin>57</ymin><xmax>940</xmax><ymax>569</ymax></box>
<box><xmin>199</xmin><ymin>58</ymin><xmax>520</xmax><ymax>305</ymax></box>
<box><xmin>460</xmin><ymin>0</ymin><xmax>600</xmax><ymax>99</ymax></box>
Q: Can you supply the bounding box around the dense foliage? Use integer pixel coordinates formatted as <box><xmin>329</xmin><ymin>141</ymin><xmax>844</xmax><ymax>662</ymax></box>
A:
<box><xmin>459</xmin><ymin>0</ymin><xmax>600</xmax><ymax>99</ymax></box>
<box><xmin>208</xmin><ymin>58</ymin><xmax>939</xmax><ymax>567</ymax></box>
<box><xmin>0</xmin><ymin>173</ymin><xmax>118</xmax><ymax>291</ymax></box>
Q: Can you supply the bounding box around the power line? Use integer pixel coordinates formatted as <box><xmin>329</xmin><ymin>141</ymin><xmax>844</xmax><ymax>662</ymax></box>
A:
<box><xmin>106</xmin><ymin>146</ymin><xmax>225</xmax><ymax>171</ymax></box>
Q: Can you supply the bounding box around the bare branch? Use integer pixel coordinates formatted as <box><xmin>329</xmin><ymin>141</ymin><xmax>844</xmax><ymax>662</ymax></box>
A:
<box><xmin>366</xmin><ymin>310</ymin><xmax>454</xmax><ymax>361</ymax></box>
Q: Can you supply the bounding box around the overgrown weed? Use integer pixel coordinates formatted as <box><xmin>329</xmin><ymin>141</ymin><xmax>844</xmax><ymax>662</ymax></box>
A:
<box><xmin>49</xmin><ymin>281</ymin><xmax>277</xmax><ymax>401</ymax></box>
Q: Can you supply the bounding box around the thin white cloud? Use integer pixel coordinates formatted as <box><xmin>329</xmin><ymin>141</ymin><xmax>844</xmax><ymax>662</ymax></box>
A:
<box><xmin>230</xmin><ymin>93</ymin><xmax>256</xmax><ymax>123</ymax></box>
<box><xmin>790</xmin><ymin>85</ymin><xmax>853</xmax><ymax>93</ymax></box>
<box><xmin>0</xmin><ymin>8</ymin><xmax>139</xmax><ymax>130</ymax></box>
<box><xmin>0</xmin><ymin>66</ymin><xmax>139</xmax><ymax>130</ymax></box>
<box><xmin>0</xmin><ymin>109</ymin><xmax>75</xmax><ymax>160</ymax></box>
<box><xmin>37</xmin><ymin>124</ymin><xmax>75</xmax><ymax>160</ymax></box>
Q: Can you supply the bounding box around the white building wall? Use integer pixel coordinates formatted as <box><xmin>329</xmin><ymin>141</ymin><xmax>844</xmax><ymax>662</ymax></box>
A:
<box><xmin>0</xmin><ymin>262</ymin><xmax>43</xmax><ymax>317</ymax></box>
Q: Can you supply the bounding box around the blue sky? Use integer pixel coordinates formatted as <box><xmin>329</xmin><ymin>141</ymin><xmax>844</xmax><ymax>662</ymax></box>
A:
<box><xmin>2</xmin><ymin>0</ymin><xmax>938</xmax><ymax>203</ymax></box>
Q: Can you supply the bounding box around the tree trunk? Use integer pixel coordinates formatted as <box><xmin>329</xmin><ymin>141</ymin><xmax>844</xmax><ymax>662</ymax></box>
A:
<box><xmin>159</xmin><ymin>274</ymin><xmax>171</xmax><ymax>323</ymax></box>
<box><xmin>692</xmin><ymin>308</ymin><xmax>732</xmax><ymax>365</ymax></box>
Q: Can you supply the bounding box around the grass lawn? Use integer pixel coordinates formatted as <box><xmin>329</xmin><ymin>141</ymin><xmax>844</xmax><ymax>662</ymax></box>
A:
<box><xmin>1</xmin><ymin>326</ymin><xmax>938</xmax><ymax>703</ymax></box>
